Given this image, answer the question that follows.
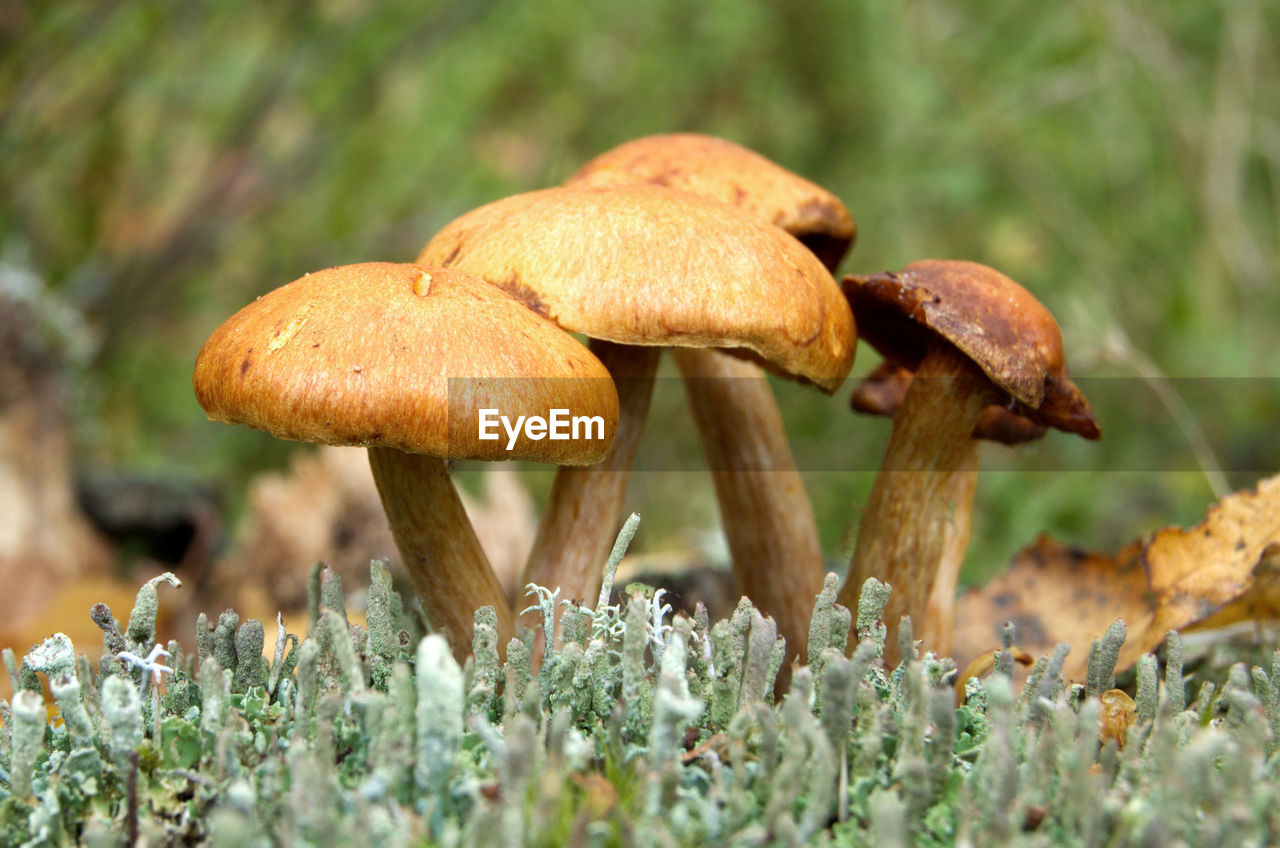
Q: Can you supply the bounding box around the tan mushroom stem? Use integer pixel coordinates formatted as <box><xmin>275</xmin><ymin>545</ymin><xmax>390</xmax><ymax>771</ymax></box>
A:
<box><xmin>672</xmin><ymin>347</ymin><xmax>826</xmax><ymax>661</ymax></box>
<box><xmin>367</xmin><ymin>446</ymin><xmax>516</xmax><ymax>661</ymax></box>
<box><xmin>836</xmin><ymin>345</ymin><xmax>1000</xmax><ymax>663</ymax></box>
<box><xmin>922</xmin><ymin>461</ymin><xmax>978</xmax><ymax>656</ymax></box>
<box><xmin>516</xmin><ymin>341</ymin><xmax>661</xmax><ymax>629</ymax></box>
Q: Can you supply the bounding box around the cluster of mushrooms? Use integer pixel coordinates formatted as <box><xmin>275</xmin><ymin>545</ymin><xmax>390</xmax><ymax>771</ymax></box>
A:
<box><xmin>193</xmin><ymin>133</ymin><xmax>1099</xmax><ymax>666</ymax></box>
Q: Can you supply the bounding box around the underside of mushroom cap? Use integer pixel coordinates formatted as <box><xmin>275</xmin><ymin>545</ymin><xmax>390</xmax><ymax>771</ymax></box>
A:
<box><xmin>565</xmin><ymin>133</ymin><xmax>856</xmax><ymax>272</ymax></box>
<box><xmin>193</xmin><ymin>262</ymin><xmax>620</xmax><ymax>463</ymax></box>
<box><xmin>850</xmin><ymin>360</ymin><xmax>1049</xmax><ymax>445</ymax></box>
<box><xmin>843</xmin><ymin>259</ymin><xmax>1100</xmax><ymax>440</ymax></box>
<box><xmin>418</xmin><ymin>184</ymin><xmax>856</xmax><ymax>393</ymax></box>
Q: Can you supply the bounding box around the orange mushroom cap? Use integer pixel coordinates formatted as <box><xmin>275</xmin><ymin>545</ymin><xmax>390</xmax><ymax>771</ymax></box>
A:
<box><xmin>419</xmin><ymin>184</ymin><xmax>856</xmax><ymax>393</ymax></box>
<box><xmin>193</xmin><ymin>262</ymin><xmax>620</xmax><ymax>463</ymax></box>
<box><xmin>566</xmin><ymin>133</ymin><xmax>856</xmax><ymax>271</ymax></box>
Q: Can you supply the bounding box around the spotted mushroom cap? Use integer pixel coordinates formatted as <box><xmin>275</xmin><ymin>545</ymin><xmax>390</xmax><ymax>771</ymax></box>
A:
<box><xmin>193</xmin><ymin>262</ymin><xmax>620</xmax><ymax>463</ymax></box>
<box><xmin>417</xmin><ymin>184</ymin><xmax>856</xmax><ymax>393</ymax></box>
<box><xmin>565</xmin><ymin>133</ymin><xmax>856</xmax><ymax>271</ymax></box>
<box><xmin>842</xmin><ymin>259</ymin><xmax>1099</xmax><ymax>439</ymax></box>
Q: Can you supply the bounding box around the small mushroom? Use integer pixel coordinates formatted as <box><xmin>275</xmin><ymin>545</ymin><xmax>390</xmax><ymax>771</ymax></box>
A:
<box><xmin>834</xmin><ymin>260</ymin><xmax>1098</xmax><ymax>661</ymax></box>
<box><xmin>565</xmin><ymin>133</ymin><xmax>858</xmax><ymax>659</ymax></box>
<box><xmin>417</xmin><ymin>185</ymin><xmax>854</xmax><ymax>648</ymax></box>
<box><xmin>193</xmin><ymin>262</ymin><xmax>619</xmax><ymax>660</ymax></box>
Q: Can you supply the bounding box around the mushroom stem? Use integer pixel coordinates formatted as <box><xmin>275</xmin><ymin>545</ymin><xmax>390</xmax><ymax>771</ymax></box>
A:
<box><xmin>672</xmin><ymin>347</ymin><xmax>826</xmax><ymax>662</ymax></box>
<box><xmin>836</xmin><ymin>345</ymin><xmax>998</xmax><ymax>663</ymax></box>
<box><xmin>367</xmin><ymin>447</ymin><xmax>515</xmax><ymax>661</ymax></box>
<box><xmin>517</xmin><ymin>341</ymin><xmax>660</xmax><ymax>626</ymax></box>
<box><xmin>922</xmin><ymin>463</ymin><xmax>978</xmax><ymax>656</ymax></box>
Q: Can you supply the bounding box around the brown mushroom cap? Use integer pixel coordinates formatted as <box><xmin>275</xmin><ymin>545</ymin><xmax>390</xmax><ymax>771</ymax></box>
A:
<box><xmin>417</xmin><ymin>184</ymin><xmax>855</xmax><ymax>393</ymax></box>
<box><xmin>850</xmin><ymin>361</ymin><xmax>1049</xmax><ymax>445</ymax></box>
<box><xmin>565</xmin><ymin>133</ymin><xmax>856</xmax><ymax>271</ymax></box>
<box><xmin>193</xmin><ymin>262</ymin><xmax>620</xmax><ymax>463</ymax></box>
<box><xmin>842</xmin><ymin>259</ymin><xmax>1099</xmax><ymax>439</ymax></box>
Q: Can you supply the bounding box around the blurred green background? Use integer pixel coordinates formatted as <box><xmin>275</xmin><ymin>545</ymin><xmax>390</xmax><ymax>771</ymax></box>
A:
<box><xmin>3</xmin><ymin>0</ymin><xmax>1277</xmax><ymax>588</ymax></box>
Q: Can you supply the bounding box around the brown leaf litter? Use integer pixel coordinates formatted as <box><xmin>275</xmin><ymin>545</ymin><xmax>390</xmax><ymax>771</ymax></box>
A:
<box><xmin>954</xmin><ymin>473</ymin><xmax>1280</xmax><ymax>682</ymax></box>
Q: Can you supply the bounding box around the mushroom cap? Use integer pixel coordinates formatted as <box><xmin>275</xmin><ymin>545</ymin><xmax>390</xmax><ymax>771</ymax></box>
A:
<box><xmin>565</xmin><ymin>133</ymin><xmax>855</xmax><ymax>271</ymax></box>
<box><xmin>843</xmin><ymin>259</ymin><xmax>1099</xmax><ymax>439</ymax></box>
<box><xmin>850</xmin><ymin>361</ymin><xmax>1049</xmax><ymax>445</ymax></box>
<box><xmin>193</xmin><ymin>262</ymin><xmax>620</xmax><ymax>463</ymax></box>
<box><xmin>417</xmin><ymin>184</ymin><xmax>856</xmax><ymax>393</ymax></box>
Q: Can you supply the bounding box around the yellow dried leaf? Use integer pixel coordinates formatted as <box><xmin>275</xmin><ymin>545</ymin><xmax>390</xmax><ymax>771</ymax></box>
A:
<box><xmin>953</xmin><ymin>473</ymin><xmax>1280</xmax><ymax>681</ymax></box>
<box><xmin>1191</xmin><ymin>544</ymin><xmax>1280</xmax><ymax>630</ymax></box>
<box><xmin>955</xmin><ymin>645</ymin><xmax>1033</xmax><ymax>703</ymax></box>
<box><xmin>1099</xmin><ymin>688</ymin><xmax>1136</xmax><ymax>748</ymax></box>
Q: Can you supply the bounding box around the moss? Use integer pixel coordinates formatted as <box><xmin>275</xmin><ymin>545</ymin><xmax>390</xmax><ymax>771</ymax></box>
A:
<box><xmin>2</xmin><ymin>546</ymin><xmax>1279</xmax><ymax>845</ymax></box>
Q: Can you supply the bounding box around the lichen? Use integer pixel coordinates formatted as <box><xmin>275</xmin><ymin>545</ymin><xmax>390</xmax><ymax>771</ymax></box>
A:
<box><xmin>2</xmin><ymin>527</ymin><xmax>1279</xmax><ymax>845</ymax></box>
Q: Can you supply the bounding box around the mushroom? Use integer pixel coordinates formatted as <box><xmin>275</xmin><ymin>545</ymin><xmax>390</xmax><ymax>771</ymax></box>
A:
<box><xmin>193</xmin><ymin>262</ymin><xmax>619</xmax><ymax>660</ymax></box>
<box><xmin>564</xmin><ymin>133</ymin><xmax>857</xmax><ymax>659</ymax></box>
<box><xmin>566</xmin><ymin>133</ymin><xmax>855</xmax><ymax>270</ymax></box>
<box><xmin>848</xmin><ymin>360</ymin><xmax>1049</xmax><ymax>655</ymax></box>
<box><xmin>833</xmin><ymin>259</ymin><xmax>1099</xmax><ymax>661</ymax></box>
<box><xmin>416</xmin><ymin>185</ymin><xmax>854</xmax><ymax>649</ymax></box>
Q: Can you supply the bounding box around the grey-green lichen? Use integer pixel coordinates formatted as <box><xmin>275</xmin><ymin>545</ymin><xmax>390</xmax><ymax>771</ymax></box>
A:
<box><xmin>2</xmin><ymin>530</ymin><xmax>1280</xmax><ymax>846</ymax></box>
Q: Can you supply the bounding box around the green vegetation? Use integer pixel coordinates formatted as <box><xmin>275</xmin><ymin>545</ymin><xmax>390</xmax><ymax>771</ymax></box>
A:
<box><xmin>3</xmin><ymin>1</ymin><xmax>1277</xmax><ymax>582</ymax></box>
<box><xmin>3</xmin><ymin>559</ymin><xmax>1279</xmax><ymax>845</ymax></box>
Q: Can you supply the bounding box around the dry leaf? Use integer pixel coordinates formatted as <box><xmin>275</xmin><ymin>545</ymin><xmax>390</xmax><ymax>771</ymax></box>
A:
<box><xmin>1191</xmin><ymin>543</ymin><xmax>1280</xmax><ymax>629</ymax></box>
<box><xmin>953</xmin><ymin>473</ymin><xmax>1280</xmax><ymax>681</ymax></box>
<box><xmin>955</xmin><ymin>645</ymin><xmax>1034</xmax><ymax>703</ymax></box>
<box><xmin>1138</xmin><ymin>475</ymin><xmax>1280</xmax><ymax>638</ymax></box>
<box><xmin>1098</xmin><ymin>689</ymin><xmax>1136</xmax><ymax>748</ymax></box>
<box><xmin>951</xmin><ymin>536</ymin><xmax>1146</xmax><ymax>682</ymax></box>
